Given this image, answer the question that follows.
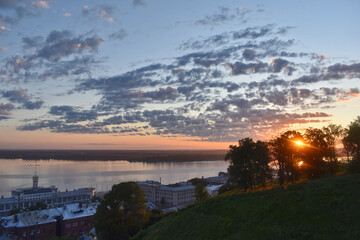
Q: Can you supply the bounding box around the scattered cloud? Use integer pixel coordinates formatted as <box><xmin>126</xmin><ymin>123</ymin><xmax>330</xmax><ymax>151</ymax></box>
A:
<box><xmin>63</xmin><ymin>12</ymin><xmax>71</xmax><ymax>17</ymax></box>
<box><xmin>82</xmin><ymin>4</ymin><xmax>116</xmax><ymax>23</ymax></box>
<box><xmin>3</xmin><ymin>30</ymin><xmax>104</xmax><ymax>83</ymax></box>
<box><xmin>22</xmin><ymin>35</ymin><xmax>43</xmax><ymax>49</ymax></box>
<box><xmin>133</xmin><ymin>0</ymin><xmax>146</xmax><ymax>7</ymax></box>
<box><xmin>0</xmin><ymin>25</ymin><xmax>9</xmax><ymax>32</ymax></box>
<box><xmin>196</xmin><ymin>6</ymin><xmax>249</xmax><ymax>26</ymax></box>
<box><xmin>2</xmin><ymin>21</ymin><xmax>358</xmax><ymax>141</ymax></box>
<box><xmin>31</xmin><ymin>1</ymin><xmax>49</xmax><ymax>9</ymax></box>
<box><xmin>0</xmin><ymin>102</ymin><xmax>15</xmax><ymax>115</ymax></box>
<box><xmin>109</xmin><ymin>29</ymin><xmax>127</xmax><ymax>40</ymax></box>
<box><xmin>1</xmin><ymin>89</ymin><xmax>44</xmax><ymax>110</ymax></box>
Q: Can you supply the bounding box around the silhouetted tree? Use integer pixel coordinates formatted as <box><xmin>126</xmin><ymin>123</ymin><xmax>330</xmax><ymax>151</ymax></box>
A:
<box><xmin>303</xmin><ymin>128</ymin><xmax>328</xmax><ymax>179</ymax></box>
<box><xmin>271</xmin><ymin>131</ymin><xmax>305</xmax><ymax>185</ymax></box>
<box><xmin>94</xmin><ymin>182</ymin><xmax>147</xmax><ymax>240</ymax></box>
<box><xmin>194</xmin><ymin>183</ymin><xmax>210</xmax><ymax>202</ymax></box>
<box><xmin>344</xmin><ymin>116</ymin><xmax>360</xmax><ymax>173</ymax></box>
<box><xmin>322</xmin><ymin>124</ymin><xmax>344</xmax><ymax>175</ymax></box>
<box><xmin>225</xmin><ymin>138</ymin><xmax>272</xmax><ymax>191</ymax></box>
<box><xmin>345</xmin><ymin>116</ymin><xmax>360</xmax><ymax>156</ymax></box>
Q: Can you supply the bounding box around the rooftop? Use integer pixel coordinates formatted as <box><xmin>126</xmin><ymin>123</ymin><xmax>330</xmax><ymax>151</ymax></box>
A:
<box><xmin>1</xmin><ymin>203</ymin><xmax>98</xmax><ymax>228</ymax></box>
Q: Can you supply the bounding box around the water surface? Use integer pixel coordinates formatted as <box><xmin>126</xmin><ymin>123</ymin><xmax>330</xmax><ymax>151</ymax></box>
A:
<box><xmin>0</xmin><ymin>159</ymin><xmax>228</xmax><ymax>197</ymax></box>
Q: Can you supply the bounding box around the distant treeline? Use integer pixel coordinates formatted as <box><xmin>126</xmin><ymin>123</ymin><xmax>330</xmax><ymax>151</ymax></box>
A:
<box><xmin>0</xmin><ymin>149</ymin><xmax>227</xmax><ymax>162</ymax></box>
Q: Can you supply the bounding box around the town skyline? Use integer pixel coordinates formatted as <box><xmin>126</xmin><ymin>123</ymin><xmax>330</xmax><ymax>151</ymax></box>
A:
<box><xmin>1</xmin><ymin>0</ymin><xmax>360</xmax><ymax>150</ymax></box>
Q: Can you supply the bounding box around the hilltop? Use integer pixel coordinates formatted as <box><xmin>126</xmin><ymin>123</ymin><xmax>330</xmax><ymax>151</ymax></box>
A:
<box><xmin>133</xmin><ymin>174</ymin><xmax>360</xmax><ymax>240</ymax></box>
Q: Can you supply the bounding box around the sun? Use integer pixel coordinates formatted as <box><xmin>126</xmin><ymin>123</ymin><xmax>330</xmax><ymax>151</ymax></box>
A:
<box><xmin>295</xmin><ymin>140</ymin><xmax>304</xmax><ymax>146</ymax></box>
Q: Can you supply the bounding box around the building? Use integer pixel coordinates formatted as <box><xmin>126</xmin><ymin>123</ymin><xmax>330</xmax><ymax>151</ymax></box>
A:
<box><xmin>56</xmin><ymin>203</ymin><xmax>97</xmax><ymax>238</ymax></box>
<box><xmin>0</xmin><ymin>174</ymin><xmax>94</xmax><ymax>215</ymax></box>
<box><xmin>1</xmin><ymin>203</ymin><xmax>97</xmax><ymax>240</ymax></box>
<box><xmin>204</xmin><ymin>172</ymin><xmax>228</xmax><ymax>185</ymax></box>
<box><xmin>206</xmin><ymin>185</ymin><xmax>222</xmax><ymax>197</ymax></box>
<box><xmin>137</xmin><ymin>181</ymin><xmax>195</xmax><ymax>208</ymax></box>
<box><xmin>1</xmin><ymin>209</ymin><xmax>58</xmax><ymax>240</ymax></box>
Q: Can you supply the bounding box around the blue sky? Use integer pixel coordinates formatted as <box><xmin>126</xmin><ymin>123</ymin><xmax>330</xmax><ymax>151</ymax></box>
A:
<box><xmin>0</xmin><ymin>0</ymin><xmax>360</xmax><ymax>149</ymax></box>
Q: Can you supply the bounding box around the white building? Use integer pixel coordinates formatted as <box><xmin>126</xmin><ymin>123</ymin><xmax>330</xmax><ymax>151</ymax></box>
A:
<box><xmin>0</xmin><ymin>174</ymin><xmax>94</xmax><ymax>215</ymax></box>
<box><xmin>137</xmin><ymin>181</ymin><xmax>195</xmax><ymax>207</ymax></box>
<box><xmin>206</xmin><ymin>185</ymin><xmax>222</xmax><ymax>197</ymax></box>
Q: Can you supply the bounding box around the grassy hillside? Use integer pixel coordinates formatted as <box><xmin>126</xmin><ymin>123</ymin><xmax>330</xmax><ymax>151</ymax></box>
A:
<box><xmin>133</xmin><ymin>174</ymin><xmax>360</xmax><ymax>240</ymax></box>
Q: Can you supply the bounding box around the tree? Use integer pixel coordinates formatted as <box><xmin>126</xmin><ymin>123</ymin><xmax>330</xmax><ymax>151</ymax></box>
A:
<box><xmin>271</xmin><ymin>131</ymin><xmax>305</xmax><ymax>185</ymax></box>
<box><xmin>322</xmin><ymin>124</ymin><xmax>344</xmax><ymax>175</ymax></box>
<box><xmin>28</xmin><ymin>201</ymin><xmax>47</xmax><ymax>211</ymax></box>
<box><xmin>225</xmin><ymin>138</ymin><xmax>272</xmax><ymax>192</ymax></box>
<box><xmin>188</xmin><ymin>177</ymin><xmax>207</xmax><ymax>187</ymax></box>
<box><xmin>94</xmin><ymin>182</ymin><xmax>147</xmax><ymax>240</ymax></box>
<box><xmin>303</xmin><ymin>128</ymin><xmax>328</xmax><ymax>179</ymax></box>
<box><xmin>194</xmin><ymin>183</ymin><xmax>210</xmax><ymax>202</ymax></box>
<box><xmin>344</xmin><ymin>116</ymin><xmax>360</xmax><ymax>173</ymax></box>
<box><xmin>345</xmin><ymin>116</ymin><xmax>360</xmax><ymax>156</ymax></box>
<box><xmin>347</xmin><ymin>154</ymin><xmax>360</xmax><ymax>173</ymax></box>
<box><xmin>144</xmin><ymin>209</ymin><xmax>163</xmax><ymax>228</ymax></box>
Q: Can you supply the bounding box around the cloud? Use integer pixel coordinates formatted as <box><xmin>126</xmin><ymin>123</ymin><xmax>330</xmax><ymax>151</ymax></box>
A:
<box><xmin>233</xmin><ymin>25</ymin><xmax>272</xmax><ymax>39</ymax></box>
<box><xmin>0</xmin><ymin>25</ymin><xmax>9</xmax><ymax>32</ymax></box>
<box><xmin>63</xmin><ymin>12</ymin><xmax>71</xmax><ymax>17</ymax></box>
<box><xmin>133</xmin><ymin>0</ymin><xmax>146</xmax><ymax>7</ymax></box>
<box><xmin>196</xmin><ymin>6</ymin><xmax>248</xmax><ymax>26</ymax></box>
<box><xmin>3</xmin><ymin>30</ymin><xmax>104</xmax><ymax>83</ymax></box>
<box><xmin>242</xmin><ymin>48</ymin><xmax>256</xmax><ymax>60</ymax></box>
<box><xmin>179</xmin><ymin>25</ymin><xmax>282</xmax><ymax>51</ymax></box>
<box><xmin>327</xmin><ymin>63</ymin><xmax>360</xmax><ymax>74</ymax></box>
<box><xmin>31</xmin><ymin>1</ymin><xmax>49</xmax><ymax>9</ymax></box>
<box><xmin>230</xmin><ymin>61</ymin><xmax>268</xmax><ymax>75</ymax></box>
<box><xmin>109</xmin><ymin>29</ymin><xmax>127</xmax><ymax>40</ymax></box>
<box><xmin>0</xmin><ymin>102</ymin><xmax>15</xmax><ymax>115</ymax></box>
<box><xmin>125</xmin><ymin>87</ymin><xmax>178</xmax><ymax>101</ymax></box>
<box><xmin>1</xmin><ymin>89</ymin><xmax>44</xmax><ymax>110</ymax></box>
<box><xmin>11</xmin><ymin>23</ymin><xmax>360</xmax><ymax>141</ymax></box>
<box><xmin>269</xmin><ymin>58</ymin><xmax>295</xmax><ymax>75</ymax></box>
<box><xmin>49</xmin><ymin>105</ymin><xmax>98</xmax><ymax>123</ymax></box>
<box><xmin>22</xmin><ymin>36</ymin><xmax>43</xmax><ymax>49</ymax></box>
<box><xmin>2</xmin><ymin>89</ymin><xmax>30</xmax><ymax>103</ymax></box>
<box><xmin>0</xmin><ymin>1</ymin><xmax>43</xmax><ymax>26</ymax></box>
<box><xmin>82</xmin><ymin>4</ymin><xmax>116</xmax><ymax>23</ymax></box>
<box><xmin>37</xmin><ymin>30</ymin><xmax>104</xmax><ymax>61</ymax></box>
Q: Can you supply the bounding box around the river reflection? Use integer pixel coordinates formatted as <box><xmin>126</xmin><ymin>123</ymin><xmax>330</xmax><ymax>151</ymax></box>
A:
<box><xmin>0</xmin><ymin>159</ymin><xmax>228</xmax><ymax>197</ymax></box>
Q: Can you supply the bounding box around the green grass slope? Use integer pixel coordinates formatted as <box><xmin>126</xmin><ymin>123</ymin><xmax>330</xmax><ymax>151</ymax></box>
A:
<box><xmin>133</xmin><ymin>174</ymin><xmax>360</xmax><ymax>240</ymax></box>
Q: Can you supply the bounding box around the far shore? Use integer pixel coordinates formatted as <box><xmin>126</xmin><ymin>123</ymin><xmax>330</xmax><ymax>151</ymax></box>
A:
<box><xmin>0</xmin><ymin>149</ymin><xmax>227</xmax><ymax>162</ymax></box>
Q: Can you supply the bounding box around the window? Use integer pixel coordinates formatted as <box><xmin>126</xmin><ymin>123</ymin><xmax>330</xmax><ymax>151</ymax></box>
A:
<box><xmin>65</xmin><ymin>223</ymin><xmax>71</xmax><ymax>228</ymax></box>
<box><xmin>72</xmin><ymin>222</ymin><xmax>78</xmax><ymax>227</ymax></box>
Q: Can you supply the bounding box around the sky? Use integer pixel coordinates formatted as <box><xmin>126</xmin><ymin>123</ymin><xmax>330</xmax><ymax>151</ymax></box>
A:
<box><xmin>0</xmin><ymin>0</ymin><xmax>359</xmax><ymax>150</ymax></box>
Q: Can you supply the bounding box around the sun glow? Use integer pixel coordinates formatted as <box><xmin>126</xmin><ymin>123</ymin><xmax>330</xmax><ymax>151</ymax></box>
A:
<box><xmin>298</xmin><ymin>161</ymin><xmax>304</xmax><ymax>166</ymax></box>
<box><xmin>295</xmin><ymin>140</ymin><xmax>304</xmax><ymax>146</ymax></box>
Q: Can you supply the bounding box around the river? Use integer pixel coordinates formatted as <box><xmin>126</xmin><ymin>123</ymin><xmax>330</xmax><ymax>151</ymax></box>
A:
<box><xmin>0</xmin><ymin>159</ymin><xmax>228</xmax><ymax>197</ymax></box>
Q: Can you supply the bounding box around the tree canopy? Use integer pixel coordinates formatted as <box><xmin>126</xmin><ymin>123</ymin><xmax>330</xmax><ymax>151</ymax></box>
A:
<box><xmin>194</xmin><ymin>183</ymin><xmax>210</xmax><ymax>202</ymax></box>
<box><xmin>94</xmin><ymin>182</ymin><xmax>147</xmax><ymax>240</ymax></box>
<box><xmin>225</xmin><ymin>138</ymin><xmax>272</xmax><ymax>192</ymax></box>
